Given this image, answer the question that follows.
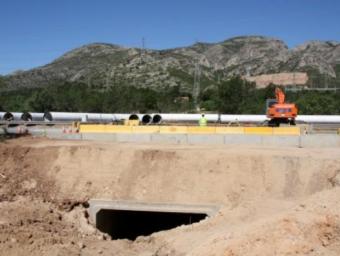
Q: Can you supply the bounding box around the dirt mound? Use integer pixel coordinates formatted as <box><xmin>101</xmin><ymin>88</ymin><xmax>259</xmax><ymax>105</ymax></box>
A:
<box><xmin>0</xmin><ymin>137</ymin><xmax>340</xmax><ymax>255</ymax></box>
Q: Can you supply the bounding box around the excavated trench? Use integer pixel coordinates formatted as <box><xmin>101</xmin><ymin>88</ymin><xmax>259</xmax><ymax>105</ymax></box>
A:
<box><xmin>1</xmin><ymin>138</ymin><xmax>340</xmax><ymax>255</ymax></box>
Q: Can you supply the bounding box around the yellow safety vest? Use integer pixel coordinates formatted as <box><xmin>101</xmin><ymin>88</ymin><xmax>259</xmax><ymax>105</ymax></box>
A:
<box><xmin>199</xmin><ymin>117</ymin><xmax>207</xmax><ymax>126</ymax></box>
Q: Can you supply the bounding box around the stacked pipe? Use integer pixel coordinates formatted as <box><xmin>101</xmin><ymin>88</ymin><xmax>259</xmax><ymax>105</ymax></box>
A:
<box><xmin>131</xmin><ymin>114</ymin><xmax>163</xmax><ymax>125</ymax></box>
<box><xmin>43</xmin><ymin>112</ymin><xmax>130</xmax><ymax>122</ymax></box>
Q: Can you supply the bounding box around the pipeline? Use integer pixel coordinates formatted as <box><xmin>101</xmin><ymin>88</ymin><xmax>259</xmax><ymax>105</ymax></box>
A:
<box><xmin>159</xmin><ymin>114</ymin><xmax>267</xmax><ymax>123</ymax></box>
<box><xmin>296</xmin><ymin>115</ymin><xmax>340</xmax><ymax>123</ymax></box>
<box><xmin>21</xmin><ymin>112</ymin><xmax>45</xmax><ymax>122</ymax></box>
<box><xmin>3</xmin><ymin>111</ymin><xmax>340</xmax><ymax>124</ymax></box>
<box><xmin>0</xmin><ymin>112</ymin><xmax>22</xmax><ymax>121</ymax></box>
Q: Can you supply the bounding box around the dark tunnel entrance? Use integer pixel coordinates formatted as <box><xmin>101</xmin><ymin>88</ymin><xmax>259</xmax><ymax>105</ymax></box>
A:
<box><xmin>96</xmin><ymin>209</ymin><xmax>207</xmax><ymax>240</ymax></box>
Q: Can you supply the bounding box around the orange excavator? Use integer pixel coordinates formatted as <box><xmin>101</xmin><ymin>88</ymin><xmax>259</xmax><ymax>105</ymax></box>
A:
<box><xmin>266</xmin><ymin>88</ymin><xmax>298</xmax><ymax>127</ymax></box>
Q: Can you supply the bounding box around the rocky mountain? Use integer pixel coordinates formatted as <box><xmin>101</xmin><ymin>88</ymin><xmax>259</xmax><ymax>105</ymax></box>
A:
<box><xmin>3</xmin><ymin>36</ymin><xmax>340</xmax><ymax>92</ymax></box>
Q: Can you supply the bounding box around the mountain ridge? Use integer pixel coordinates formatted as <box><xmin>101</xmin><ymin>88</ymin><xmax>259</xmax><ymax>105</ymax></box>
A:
<box><xmin>3</xmin><ymin>35</ymin><xmax>340</xmax><ymax>91</ymax></box>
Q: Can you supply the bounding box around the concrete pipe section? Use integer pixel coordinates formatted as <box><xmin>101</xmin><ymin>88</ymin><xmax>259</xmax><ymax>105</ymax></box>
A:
<box><xmin>152</xmin><ymin>114</ymin><xmax>162</xmax><ymax>124</ymax></box>
<box><xmin>141</xmin><ymin>114</ymin><xmax>152</xmax><ymax>125</ymax></box>
<box><xmin>44</xmin><ymin>112</ymin><xmax>84</xmax><ymax>122</ymax></box>
<box><xmin>44</xmin><ymin>112</ymin><xmax>130</xmax><ymax>123</ymax></box>
<box><xmin>88</xmin><ymin>199</ymin><xmax>220</xmax><ymax>240</ymax></box>
<box><xmin>132</xmin><ymin>114</ymin><xmax>162</xmax><ymax>125</ymax></box>
<box><xmin>0</xmin><ymin>112</ymin><xmax>14</xmax><ymax>121</ymax></box>
<box><xmin>28</xmin><ymin>112</ymin><xmax>45</xmax><ymax>121</ymax></box>
<box><xmin>21</xmin><ymin>112</ymin><xmax>33</xmax><ymax>121</ymax></box>
<box><xmin>0</xmin><ymin>112</ymin><xmax>23</xmax><ymax>121</ymax></box>
<box><xmin>128</xmin><ymin>114</ymin><xmax>139</xmax><ymax>121</ymax></box>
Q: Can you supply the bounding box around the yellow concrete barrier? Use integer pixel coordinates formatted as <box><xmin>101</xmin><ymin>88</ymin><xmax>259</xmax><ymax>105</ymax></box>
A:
<box><xmin>105</xmin><ymin>125</ymin><xmax>132</xmax><ymax>133</ymax></box>
<box><xmin>79</xmin><ymin>124</ymin><xmax>107</xmax><ymax>133</ymax></box>
<box><xmin>160</xmin><ymin>126</ymin><xmax>188</xmax><ymax>134</ymax></box>
<box><xmin>215</xmin><ymin>127</ymin><xmax>244</xmax><ymax>134</ymax></box>
<box><xmin>79</xmin><ymin>124</ymin><xmax>133</xmax><ymax>133</ymax></box>
<box><xmin>79</xmin><ymin>124</ymin><xmax>301</xmax><ymax>136</ymax></box>
<box><xmin>273</xmin><ymin>127</ymin><xmax>301</xmax><ymax>135</ymax></box>
<box><xmin>244</xmin><ymin>127</ymin><xmax>273</xmax><ymax>135</ymax></box>
<box><xmin>124</xmin><ymin>120</ymin><xmax>139</xmax><ymax>126</ymax></box>
<box><xmin>132</xmin><ymin>126</ymin><xmax>160</xmax><ymax>133</ymax></box>
<box><xmin>187</xmin><ymin>126</ymin><xmax>216</xmax><ymax>134</ymax></box>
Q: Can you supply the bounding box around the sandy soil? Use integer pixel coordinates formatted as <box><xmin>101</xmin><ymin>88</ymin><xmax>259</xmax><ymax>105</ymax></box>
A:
<box><xmin>0</xmin><ymin>137</ymin><xmax>340</xmax><ymax>256</ymax></box>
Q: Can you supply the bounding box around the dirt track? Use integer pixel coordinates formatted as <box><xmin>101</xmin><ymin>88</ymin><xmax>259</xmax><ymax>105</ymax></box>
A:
<box><xmin>0</xmin><ymin>137</ymin><xmax>340</xmax><ymax>255</ymax></box>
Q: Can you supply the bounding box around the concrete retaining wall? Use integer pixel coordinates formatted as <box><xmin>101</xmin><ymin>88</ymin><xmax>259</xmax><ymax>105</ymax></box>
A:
<box><xmin>42</xmin><ymin>131</ymin><xmax>340</xmax><ymax>148</ymax></box>
<box><xmin>1</xmin><ymin>125</ymin><xmax>335</xmax><ymax>147</ymax></box>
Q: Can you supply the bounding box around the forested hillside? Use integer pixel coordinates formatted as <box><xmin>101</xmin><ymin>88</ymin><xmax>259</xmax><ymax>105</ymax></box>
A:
<box><xmin>1</xmin><ymin>77</ymin><xmax>339</xmax><ymax>115</ymax></box>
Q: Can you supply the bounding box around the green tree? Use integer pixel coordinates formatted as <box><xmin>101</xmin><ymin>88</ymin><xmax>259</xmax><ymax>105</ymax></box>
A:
<box><xmin>217</xmin><ymin>77</ymin><xmax>256</xmax><ymax>114</ymax></box>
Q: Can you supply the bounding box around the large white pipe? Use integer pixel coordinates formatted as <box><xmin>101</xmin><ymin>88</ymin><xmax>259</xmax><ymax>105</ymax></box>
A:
<box><xmin>44</xmin><ymin>112</ymin><xmax>82</xmax><ymax>122</ymax></box>
<box><xmin>128</xmin><ymin>114</ymin><xmax>139</xmax><ymax>121</ymax></box>
<box><xmin>296</xmin><ymin>115</ymin><xmax>340</xmax><ymax>123</ymax></box>
<box><xmin>161</xmin><ymin>114</ymin><xmax>340</xmax><ymax>124</ymax></box>
<box><xmin>159</xmin><ymin>114</ymin><xmax>267</xmax><ymax>123</ymax></box>
<box><xmin>0</xmin><ymin>112</ymin><xmax>7</xmax><ymax>120</ymax></box>
<box><xmin>44</xmin><ymin>112</ymin><xmax>129</xmax><ymax>122</ymax></box>
<box><xmin>220</xmin><ymin>115</ymin><xmax>267</xmax><ymax>123</ymax></box>
<box><xmin>0</xmin><ymin>112</ymin><xmax>15</xmax><ymax>121</ymax></box>
<box><xmin>129</xmin><ymin>114</ymin><xmax>162</xmax><ymax>124</ymax></box>
<box><xmin>160</xmin><ymin>114</ymin><xmax>217</xmax><ymax>122</ymax></box>
<box><xmin>85</xmin><ymin>113</ymin><xmax>129</xmax><ymax>122</ymax></box>
<box><xmin>21</xmin><ymin>112</ymin><xmax>45</xmax><ymax>121</ymax></box>
<box><xmin>4</xmin><ymin>112</ymin><xmax>22</xmax><ymax>121</ymax></box>
<box><xmin>141</xmin><ymin>114</ymin><xmax>152</xmax><ymax>125</ymax></box>
<box><xmin>152</xmin><ymin>114</ymin><xmax>162</xmax><ymax>124</ymax></box>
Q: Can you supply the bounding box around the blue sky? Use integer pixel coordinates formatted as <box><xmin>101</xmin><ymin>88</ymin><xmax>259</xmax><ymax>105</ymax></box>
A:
<box><xmin>1</xmin><ymin>0</ymin><xmax>340</xmax><ymax>74</ymax></box>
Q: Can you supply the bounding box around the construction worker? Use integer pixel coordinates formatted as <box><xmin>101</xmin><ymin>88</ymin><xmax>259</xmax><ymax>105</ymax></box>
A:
<box><xmin>199</xmin><ymin>114</ymin><xmax>208</xmax><ymax>127</ymax></box>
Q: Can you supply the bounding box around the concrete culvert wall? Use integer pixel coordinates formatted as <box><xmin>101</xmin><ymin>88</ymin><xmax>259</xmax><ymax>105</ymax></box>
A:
<box><xmin>96</xmin><ymin>209</ymin><xmax>207</xmax><ymax>240</ymax></box>
<box><xmin>141</xmin><ymin>114</ymin><xmax>152</xmax><ymax>125</ymax></box>
<box><xmin>152</xmin><ymin>114</ymin><xmax>162</xmax><ymax>124</ymax></box>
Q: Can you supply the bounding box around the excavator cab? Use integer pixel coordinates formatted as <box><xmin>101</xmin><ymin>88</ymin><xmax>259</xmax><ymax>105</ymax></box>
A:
<box><xmin>266</xmin><ymin>88</ymin><xmax>298</xmax><ymax>127</ymax></box>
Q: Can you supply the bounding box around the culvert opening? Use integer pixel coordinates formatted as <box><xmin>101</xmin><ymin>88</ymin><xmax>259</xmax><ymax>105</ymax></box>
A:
<box><xmin>96</xmin><ymin>209</ymin><xmax>207</xmax><ymax>240</ymax></box>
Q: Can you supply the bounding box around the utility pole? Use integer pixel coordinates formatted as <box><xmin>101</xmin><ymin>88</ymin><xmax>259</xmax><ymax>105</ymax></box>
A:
<box><xmin>193</xmin><ymin>59</ymin><xmax>201</xmax><ymax>111</ymax></box>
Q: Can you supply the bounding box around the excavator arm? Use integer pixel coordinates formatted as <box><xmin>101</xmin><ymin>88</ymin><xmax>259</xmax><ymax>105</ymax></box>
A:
<box><xmin>275</xmin><ymin>88</ymin><xmax>285</xmax><ymax>104</ymax></box>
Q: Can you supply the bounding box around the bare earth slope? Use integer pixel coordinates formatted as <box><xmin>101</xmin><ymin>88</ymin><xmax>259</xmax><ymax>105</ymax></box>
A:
<box><xmin>0</xmin><ymin>137</ymin><xmax>340</xmax><ymax>255</ymax></box>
